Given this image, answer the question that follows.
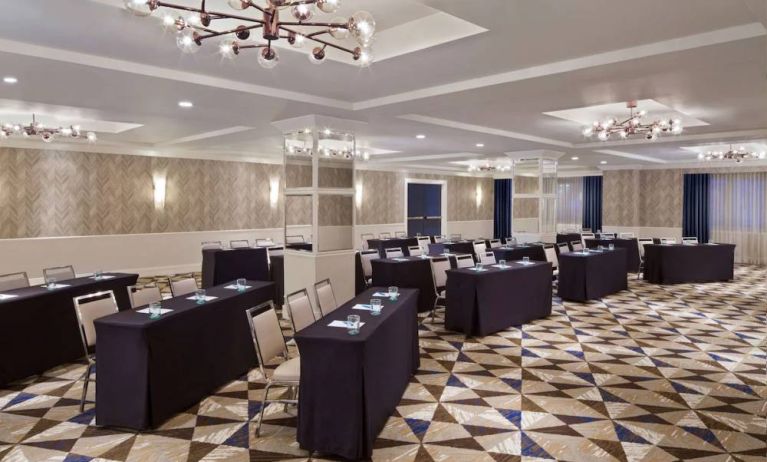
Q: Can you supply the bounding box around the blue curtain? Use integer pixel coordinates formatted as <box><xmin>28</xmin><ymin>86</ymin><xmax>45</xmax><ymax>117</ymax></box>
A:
<box><xmin>494</xmin><ymin>179</ymin><xmax>512</xmax><ymax>238</ymax></box>
<box><xmin>683</xmin><ymin>173</ymin><xmax>710</xmax><ymax>243</ymax></box>
<box><xmin>582</xmin><ymin>176</ymin><xmax>603</xmax><ymax>232</ymax></box>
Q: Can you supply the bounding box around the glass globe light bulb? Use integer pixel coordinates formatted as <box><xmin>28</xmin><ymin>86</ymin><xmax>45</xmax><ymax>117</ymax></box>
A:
<box><xmin>291</xmin><ymin>33</ymin><xmax>305</xmax><ymax>48</ymax></box>
<box><xmin>309</xmin><ymin>47</ymin><xmax>326</xmax><ymax>65</ymax></box>
<box><xmin>357</xmin><ymin>48</ymin><xmax>373</xmax><ymax>67</ymax></box>
<box><xmin>671</xmin><ymin>124</ymin><xmax>683</xmax><ymax>135</ymax></box>
<box><xmin>161</xmin><ymin>13</ymin><xmax>176</xmax><ymax>28</ymax></box>
<box><xmin>219</xmin><ymin>38</ymin><xmax>238</xmax><ymax>58</ymax></box>
<box><xmin>291</xmin><ymin>4</ymin><xmax>314</xmax><ymax>21</ymax></box>
<box><xmin>227</xmin><ymin>0</ymin><xmax>248</xmax><ymax>10</ymax></box>
<box><xmin>257</xmin><ymin>47</ymin><xmax>279</xmax><ymax>69</ymax></box>
<box><xmin>329</xmin><ymin>17</ymin><xmax>350</xmax><ymax>39</ymax></box>
<box><xmin>124</xmin><ymin>0</ymin><xmax>155</xmax><ymax>16</ymax></box>
<box><xmin>317</xmin><ymin>0</ymin><xmax>340</xmax><ymax>13</ymax></box>
<box><xmin>176</xmin><ymin>29</ymin><xmax>200</xmax><ymax>53</ymax></box>
<box><xmin>86</xmin><ymin>132</ymin><xmax>97</xmax><ymax>142</ymax></box>
<box><xmin>349</xmin><ymin>11</ymin><xmax>375</xmax><ymax>44</ymax></box>
<box><xmin>582</xmin><ymin>127</ymin><xmax>593</xmax><ymax>137</ymax></box>
<box><xmin>597</xmin><ymin>131</ymin><xmax>609</xmax><ymax>141</ymax></box>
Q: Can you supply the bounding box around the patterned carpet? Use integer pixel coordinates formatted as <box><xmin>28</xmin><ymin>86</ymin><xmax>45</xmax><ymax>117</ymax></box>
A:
<box><xmin>1</xmin><ymin>266</ymin><xmax>765</xmax><ymax>461</ymax></box>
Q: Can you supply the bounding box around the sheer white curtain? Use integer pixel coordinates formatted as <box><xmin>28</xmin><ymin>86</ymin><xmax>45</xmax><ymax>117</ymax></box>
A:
<box><xmin>709</xmin><ymin>172</ymin><xmax>767</xmax><ymax>265</ymax></box>
<box><xmin>557</xmin><ymin>177</ymin><xmax>583</xmax><ymax>231</ymax></box>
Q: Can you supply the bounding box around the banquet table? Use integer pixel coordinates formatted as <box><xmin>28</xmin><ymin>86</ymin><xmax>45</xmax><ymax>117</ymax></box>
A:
<box><xmin>491</xmin><ymin>244</ymin><xmax>547</xmax><ymax>262</ymax></box>
<box><xmin>0</xmin><ymin>273</ymin><xmax>138</xmax><ymax>387</ymax></box>
<box><xmin>557</xmin><ymin>249</ymin><xmax>628</xmax><ymax>301</ymax></box>
<box><xmin>585</xmin><ymin>238</ymin><xmax>640</xmax><ymax>273</ymax></box>
<box><xmin>294</xmin><ymin>287</ymin><xmax>419</xmax><ymax>460</ymax></box>
<box><xmin>94</xmin><ymin>280</ymin><xmax>274</xmax><ymax>430</ymax></box>
<box><xmin>367</xmin><ymin>237</ymin><xmax>419</xmax><ymax>258</ymax></box>
<box><xmin>556</xmin><ymin>233</ymin><xmax>582</xmax><ymax>245</ymax></box>
<box><xmin>201</xmin><ymin>247</ymin><xmax>270</xmax><ymax>288</ymax></box>
<box><xmin>643</xmin><ymin>243</ymin><xmax>735</xmax><ymax>284</ymax></box>
<box><xmin>372</xmin><ymin>256</ymin><xmax>434</xmax><ymax>312</ymax></box>
<box><xmin>445</xmin><ymin>262</ymin><xmax>552</xmax><ymax>336</ymax></box>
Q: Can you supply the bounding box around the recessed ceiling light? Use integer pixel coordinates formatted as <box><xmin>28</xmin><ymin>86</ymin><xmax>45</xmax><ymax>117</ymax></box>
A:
<box><xmin>415</xmin><ymin>134</ymin><xmax>426</xmax><ymax>139</ymax></box>
<box><xmin>178</xmin><ymin>101</ymin><xmax>194</xmax><ymax>108</ymax></box>
<box><xmin>3</xmin><ymin>76</ymin><xmax>18</xmax><ymax>84</ymax></box>
<box><xmin>475</xmin><ymin>143</ymin><xmax>484</xmax><ymax>148</ymax></box>
<box><xmin>600</xmin><ymin>160</ymin><xmax>608</xmax><ymax>164</ymax></box>
<box><xmin>571</xmin><ymin>156</ymin><xmax>579</xmax><ymax>160</ymax></box>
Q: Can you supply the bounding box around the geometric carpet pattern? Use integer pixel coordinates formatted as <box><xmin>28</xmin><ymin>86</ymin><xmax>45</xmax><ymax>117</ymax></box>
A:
<box><xmin>1</xmin><ymin>266</ymin><xmax>765</xmax><ymax>461</ymax></box>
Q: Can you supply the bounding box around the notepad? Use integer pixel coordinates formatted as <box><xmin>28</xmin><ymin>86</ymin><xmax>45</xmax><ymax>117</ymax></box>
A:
<box><xmin>42</xmin><ymin>284</ymin><xmax>71</xmax><ymax>289</ymax></box>
<box><xmin>136</xmin><ymin>307</ymin><xmax>174</xmax><ymax>315</ymax></box>
<box><xmin>224</xmin><ymin>284</ymin><xmax>252</xmax><ymax>290</ymax></box>
<box><xmin>392</xmin><ymin>258</ymin><xmax>409</xmax><ymax>262</ymax></box>
<box><xmin>516</xmin><ymin>261</ymin><xmax>534</xmax><ymax>265</ymax></box>
<box><xmin>372</xmin><ymin>292</ymin><xmax>396</xmax><ymax>297</ymax></box>
<box><xmin>90</xmin><ymin>275</ymin><xmax>116</xmax><ymax>280</ymax></box>
<box><xmin>468</xmin><ymin>267</ymin><xmax>487</xmax><ymax>272</ymax></box>
<box><xmin>0</xmin><ymin>294</ymin><xmax>19</xmax><ymax>301</ymax></box>
<box><xmin>353</xmin><ymin>304</ymin><xmax>373</xmax><ymax>311</ymax></box>
<box><xmin>491</xmin><ymin>264</ymin><xmax>510</xmax><ymax>269</ymax></box>
<box><xmin>185</xmin><ymin>295</ymin><xmax>219</xmax><ymax>302</ymax></box>
<box><xmin>328</xmin><ymin>320</ymin><xmax>366</xmax><ymax>328</ymax></box>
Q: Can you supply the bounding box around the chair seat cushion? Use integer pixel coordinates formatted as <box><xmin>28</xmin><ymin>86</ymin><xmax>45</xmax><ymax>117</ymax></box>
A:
<box><xmin>272</xmin><ymin>357</ymin><xmax>301</xmax><ymax>382</ymax></box>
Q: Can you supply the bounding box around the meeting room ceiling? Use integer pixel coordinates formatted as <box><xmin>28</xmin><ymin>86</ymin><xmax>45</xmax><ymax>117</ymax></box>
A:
<box><xmin>0</xmin><ymin>0</ymin><xmax>765</xmax><ymax>173</ymax></box>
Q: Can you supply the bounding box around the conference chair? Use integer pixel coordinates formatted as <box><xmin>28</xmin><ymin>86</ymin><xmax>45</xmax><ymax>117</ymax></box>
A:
<box><xmin>544</xmin><ymin>245</ymin><xmax>559</xmax><ymax>278</ymax></box>
<box><xmin>128</xmin><ymin>285</ymin><xmax>162</xmax><ymax>308</ymax></box>
<box><xmin>433</xmin><ymin>235</ymin><xmax>447</xmax><ymax>244</ymax></box>
<box><xmin>449</xmin><ymin>233</ymin><xmax>462</xmax><ymax>241</ymax></box>
<box><xmin>479</xmin><ymin>251</ymin><xmax>496</xmax><ymax>265</ymax></box>
<box><xmin>285</xmin><ymin>235</ymin><xmax>305</xmax><ymax>244</ymax></box>
<box><xmin>359</xmin><ymin>250</ymin><xmax>379</xmax><ymax>286</ymax></box>
<box><xmin>682</xmin><ymin>237</ymin><xmax>699</xmax><ymax>245</ymax></box>
<box><xmin>488</xmin><ymin>239</ymin><xmax>502</xmax><ymax>249</ymax></box>
<box><xmin>580</xmin><ymin>233</ymin><xmax>595</xmax><ymax>248</ymax></box>
<box><xmin>618</xmin><ymin>233</ymin><xmax>635</xmax><ymax>239</ymax></box>
<box><xmin>408</xmin><ymin>246</ymin><xmax>423</xmax><ymax>257</ymax></box>
<box><xmin>570</xmin><ymin>241</ymin><xmax>584</xmax><ymax>252</ymax></box>
<box><xmin>230</xmin><ymin>239</ymin><xmax>250</xmax><ymax>249</ymax></box>
<box><xmin>285</xmin><ymin>289</ymin><xmax>317</xmax><ymax>332</ymax></box>
<box><xmin>455</xmin><ymin>254</ymin><xmax>475</xmax><ymax>268</ymax></box>
<box><xmin>43</xmin><ymin>265</ymin><xmax>76</xmax><ymax>283</ymax></box>
<box><xmin>360</xmin><ymin>233</ymin><xmax>375</xmax><ymax>249</ymax></box>
<box><xmin>73</xmin><ymin>290</ymin><xmax>119</xmax><ymax>411</ymax></box>
<box><xmin>600</xmin><ymin>232</ymin><xmax>616</xmax><ymax>239</ymax></box>
<box><xmin>556</xmin><ymin>242</ymin><xmax>570</xmax><ymax>254</ymax></box>
<box><xmin>505</xmin><ymin>236</ymin><xmax>517</xmax><ymax>246</ymax></box>
<box><xmin>0</xmin><ymin>271</ymin><xmax>30</xmax><ymax>291</ymax></box>
<box><xmin>246</xmin><ymin>302</ymin><xmax>300</xmax><ymax>437</ymax></box>
<box><xmin>255</xmin><ymin>238</ymin><xmax>275</xmax><ymax>247</ymax></box>
<box><xmin>636</xmin><ymin>238</ymin><xmax>654</xmax><ymax>278</ymax></box>
<box><xmin>417</xmin><ymin>236</ymin><xmax>431</xmax><ymax>253</ymax></box>
<box><xmin>201</xmin><ymin>241</ymin><xmax>223</xmax><ymax>250</ymax></box>
<box><xmin>313</xmin><ymin>279</ymin><xmax>338</xmax><ymax>317</ymax></box>
<box><xmin>379</xmin><ymin>232</ymin><xmax>392</xmax><ymax>239</ymax></box>
<box><xmin>169</xmin><ymin>277</ymin><xmax>198</xmax><ymax>297</ymax></box>
<box><xmin>395</xmin><ymin>231</ymin><xmax>407</xmax><ymax>238</ymax></box>
<box><xmin>384</xmin><ymin>247</ymin><xmax>404</xmax><ymax>258</ymax></box>
<box><xmin>472</xmin><ymin>241</ymin><xmax>487</xmax><ymax>261</ymax></box>
<box><xmin>660</xmin><ymin>238</ymin><xmax>677</xmax><ymax>244</ymax></box>
<box><xmin>427</xmin><ymin>256</ymin><xmax>451</xmax><ymax>323</ymax></box>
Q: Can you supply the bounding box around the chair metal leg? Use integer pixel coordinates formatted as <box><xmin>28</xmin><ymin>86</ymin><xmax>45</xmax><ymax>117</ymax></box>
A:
<box><xmin>79</xmin><ymin>364</ymin><xmax>92</xmax><ymax>413</ymax></box>
<box><xmin>256</xmin><ymin>382</ymin><xmax>271</xmax><ymax>437</ymax></box>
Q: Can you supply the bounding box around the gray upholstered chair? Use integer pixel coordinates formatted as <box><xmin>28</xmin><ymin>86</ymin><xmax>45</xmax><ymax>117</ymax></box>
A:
<box><xmin>285</xmin><ymin>235</ymin><xmax>305</xmax><ymax>244</ymax></box>
<box><xmin>230</xmin><ymin>239</ymin><xmax>250</xmax><ymax>249</ymax></box>
<box><xmin>43</xmin><ymin>265</ymin><xmax>76</xmax><ymax>283</ymax></box>
<box><xmin>384</xmin><ymin>247</ymin><xmax>404</xmax><ymax>258</ymax></box>
<box><xmin>169</xmin><ymin>277</ymin><xmax>198</xmax><ymax>297</ymax></box>
<box><xmin>201</xmin><ymin>241</ymin><xmax>223</xmax><ymax>250</ymax></box>
<box><xmin>128</xmin><ymin>285</ymin><xmax>162</xmax><ymax>308</ymax></box>
<box><xmin>544</xmin><ymin>246</ymin><xmax>559</xmax><ymax>277</ymax></box>
<box><xmin>455</xmin><ymin>254</ymin><xmax>475</xmax><ymax>269</ymax></box>
<box><xmin>285</xmin><ymin>289</ymin><xmax>317</xmax><ymax>332</ymax></box>
<box><xmin>479</xmin><ymin>251</ymin><xmax>496</xmax><ymax>265</ymax></box>
<box><xmin>0</xmin><ymin>272</ymin><xmax>30</xmax><ymax>291</ymax></box>
<box><xmin>359</xmin><ymin>250</ymin><xmax>378</xmax><ymax>286</ymax></box>
<box><xmin>408</xmin><ymin>246</ymin><xmax>423</xmax><ymax>257</ymax></box>
<box><xmin>313</xmin><ymin>279</ymin><xmax>338</xmax><ymax>317</ymax></box>
<box><xmin>427</xmin><ymin>257</ymin><xmax>451</xmax><ymax>323</ymax></box>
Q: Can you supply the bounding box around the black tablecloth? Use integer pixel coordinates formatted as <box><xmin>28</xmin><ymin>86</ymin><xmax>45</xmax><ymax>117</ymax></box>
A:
<box><xmin>445</xmin><ymin>262</ymin><xmax>552</xmax><ymax>336</ymax></box>
<box><xmin>295</xmin><ymin>288</ymin><xmax>420</xmax><ymax>460</ymax></box>
<box><xmin>643</xmin><ymin>244</ymin><xmax>735</xmax><ymax>284</ymax></box>
<box><xmin>94</xmin><ymin>280</ymin><xmax>274</xmax><ymax>430</ymax></box>
<box><xmin>557</xmin><ymin>249</ymin><xmax>628</xmax><ymax>301</ymax></box>
<box><xmin>271</xmin><ymin>253</ymin><xmax>367</xmax><ymax>305</ymax></box>
<box><xmin>556</xmin><ymin>233</ymin><xmax>581</xmax><ymax>245</ymax></box>
<box><xmin>491</xmin><ymin>245</ymin><xmax>547</xmax><ymax>262</ymax></box>
<box><xmin>367</xmin><ymin>238</ymin><xmax>419</xmax><ymax>258</ymax></box>
<box><xmin>585</xmin><ymin>238</ymin><xmax>640</xmax><ymax>273</ymax></box>
<box><xmin>0</xmin><ymin>273</ymin><xmax>138</xmax><ymax>387</ymax></box>
<box><xmin>444</xmin><ymin>241</ymin><xmax>476</xmax><ymax>257</ymax></box>
<box><xmin>372</xmin><ymin>256</ymin><xmax>434</xmax><ymax>312</ymax></box>
<box><xmin>201</xmin><ymin>248</ymin><xmax>269</xmax><ymax>289</ymax></box>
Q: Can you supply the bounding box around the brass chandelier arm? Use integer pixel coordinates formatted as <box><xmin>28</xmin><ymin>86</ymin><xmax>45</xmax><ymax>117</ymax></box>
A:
<box><xmin>155</xmin><ymin>1</ymin><xmax>268</xmax><ymax>25</ymax></box>
<box><xmin>197</xmin><ymin>24</ymin><xmax>264</xmax><ymax>41</ymax></box>
<box><xmin>279</xmin><ymin>25</ymin><xmax>357</xmax><ymax>55</ymax></box>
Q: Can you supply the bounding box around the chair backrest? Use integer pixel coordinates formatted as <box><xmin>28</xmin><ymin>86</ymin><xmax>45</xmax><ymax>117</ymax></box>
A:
<box><xmin>129</xmin><ymin>285</ymin><xmax>162</xmax><ymax>308</ymax></box>
<box><xmin>246</xmin><ymin>302</ymin><xmax>288</xmax><ymax>376</ymax></box>
<box><xmin>472</xmin><ymin>241</ymin><xmax>487</xmax><ymax>257</ymax></box>
<box><xmin>570</xmin><ymin>241</ymin><xmax>584</xmax><ymax>251</ymax></box>
<box><xmin>557</xmin><ymin>242</ymin><xmax>570</xmax><ymax>254</ymax></box>
<box><xmin>268</xmin><ymin>246</ymin><xmax>284</xmax><ymax>258</ymax></box>
<box><xmin>0</xmin><ymin>272</ymin><xmax>29</xmax><ymax>291</ymax></box>
<box><xmin>285</xmin><ymin>289</ymin><xmax>317</xmax><ymax>332</ymax></box>
<box><xmin>618</xmin><ymin>232</ymin><xmax>635</xmax><ymax>239</ymax></box>
<box><xmin>385</xmin><ymin>247</ymin><xmax>404</xmax><ymax>258</ymax></box>
<box><xmin>314</xmin><ymin>279</ymin><xmax>338</xmax><ymax>317</ymax></box>
<box><xmin>434</xmin><ymin>235</ymin><xmax>446</xmax><ymax>244</ymax></box>
<box><xmin>43</xmin><ymin>265</ymin><xmax>75</xmax><ymax>283</ymax></box>
<box><xmin>505</xmin><ymin>236</ymin><xmax>517</xmax><ymax>246</ymax></box>
<box><xmin>285</xmin><ymin>235</ymin><xmax>305</xmax><ymax>244</ymax></box>
<box><xmin>637</xmin><ymin>238</ymin><xmax>653</xmax><ymax>258</ymax></box>
<box><xmin>682</xmin><ymin>237</ymin><xmax>699</xmax><ymax>245</ymax></box>
<box><xmin>169</xmin><ymin>277</ymin><xmax>198</xmax><ymax>297</ymax></box>
<box><xmin>582</xmin><ymin>228</ymin><xmax>592</xmax><ymax>232</ymax></box>
<box><xmin>660</xmin><ymin>238</ymin><xmax>677</xmax><ymax>244</ymax></box>
<box><xmin>408</xmin><ymin>246</ymin><xmax>423</xmax><ymax>257</ymax></box>
<box><xmin>360</xmin><ymin>233</ymin><xmax>375</xmax><ymax>249</ymax></box>
<box><xmin>580</xmin><ymin>233</ymin><xmax>595</xmax><ymax>247</ymax></box>
<box><xmin>450</xmin><ymin>233</ymin><xmax>462</xmax><ymax>241</ymax></box>
<box><xmin>480</xmin><ymin>251</ymin><xmax>496</xmax><ymax>265</ymax></box>
<box><xmin>230</xmin><ymin>239</ymin><xmax>250</xmax><ymax>249</ymax></box>
<box><xmin>417</xmin><ymin>237</ymin><xmax>431</xmax><ymax>252</ymax></box>
<box><xmin>456</xmin><ymin>254</ymin><xmax>474</xmax><ymax>269</ymax></box>
<box><xmin>395</xmin><ymin>231</ymin><xmax>407</xmax><ymax>238</ymax></box>
<box><xmin>488</xmin><ymin>239</ymin><xmax>502</xmax><ymax>248</ymax></box>
<box><xmin>600</xmin><ymin>232</ymin><xmax>616</xmax><ymax>239</ymax></box>
<box><xmin>255</xmin><ymin>238</ymin><xmax>275</xmax><ymax>247</ymax></box>
<box><xmin>544</xmin><ymin>246</ymin><xmax>559</xmax><ymax>269</ymax></box>
<box><xmin>379</xmin><ymin>232</ymin><xmax>391</xmax><ymax>239</ymax></box>
<box><xmin>201</xmin><ymin>241</ymin><xmax>223</xmax><ymax>250</ymax></box>
<box><xmin>430</xmin><ymin>257</ymin><xmax>451</xmax><ymax>291</ymax></box>
<box><xmin>360</xmin><ymin>250</ymin><xmax>378</xmax><ymax>278</ymax></box>
<box><xmin>73</xmin><ymin>291</ymin><xmax>118</xmax><ymax>349</ymax></box>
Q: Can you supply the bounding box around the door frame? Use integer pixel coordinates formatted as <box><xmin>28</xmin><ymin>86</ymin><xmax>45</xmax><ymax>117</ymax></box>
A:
<box><xmin>404</xmin><ymin>178</ymin><xmax>447</xmax><ymax>236</ymax></box>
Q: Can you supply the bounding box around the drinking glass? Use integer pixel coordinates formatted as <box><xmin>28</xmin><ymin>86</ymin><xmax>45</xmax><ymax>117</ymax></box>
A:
<box><xmin>195</xmin><ymin>289</ymin><xmax>207</xmax><ymax>304</ymax></box>
<box><xmin>149</xmin><ymin>302</ymin><xmax>162</xmax><ymax>319</ymax></box>
<box><xmin>94</xmin><ymin>270</ymin><xmax>103</xmax><ymax>280</ymax></box>
<box><xmin>347</xmin><ymin>314</ymin><xmax>361</xmax><ymax>335</ymax></box>
<box><xmin>388</xmin><ymin>286</ymin><xmax>399</xmax><ymax>301</ymax></box>
<box><xmin>47</xmin><ymin>277</ymin><xmax>57</xmax><ymax>289</ymax></box>
<box><xmin>499</xmin><ymin>259</ymin><xmax>507</xmax><ymax>267</ymax></box>
<box><xmin>475</xmin><ymin>261</ymin><xmax>483</xmax><ymax>271</ymax></box>
<box><xmin>522</xmin><ymin>256</ymin><xmax>530</xmax><ymax>264</ymax></box>
<box><xmin>608</xmin><ymin>243</ymin><xmax>615</xmax><ymax>250</ymax></box>
<box><xmin>236</xmin><ymin>278</ymin><xmax>247</xmax><ymax>291</ymax></box>
<box><xmin>371</xmin><ymin>298</ymin><xmax>383</xmax><ymax>316</ymax></box>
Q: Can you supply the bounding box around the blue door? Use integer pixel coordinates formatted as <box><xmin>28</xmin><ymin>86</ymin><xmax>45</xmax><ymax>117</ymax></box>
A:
<box><xmin>407</xmin><ymin>183</ymin><xmax>442</xmax><ymax>236</ymax></box>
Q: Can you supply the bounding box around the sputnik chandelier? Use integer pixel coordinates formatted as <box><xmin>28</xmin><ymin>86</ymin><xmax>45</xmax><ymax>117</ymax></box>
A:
<box><xmin>467</xmin><ymin>160</ymin><xmax>512</xmax><ymax>173</ymax></box>
<box><xmin>123</xmin><ymin>0</ymin><xmax>375</xmax><ymax>68</ymax></box>
<box><xmin>582</xmin><ymin>101</ymin><xmax>683</xmax><ymax>141</ymax></box>
<box><xmin>698</xmin><ymin>145</ymin><xmax>766</xmax><ymax>163</ymax></box>
<box><xmin>0</xmin><ymin>115</ymin><xmax>97</xmax><ymax>143</ymax></box>
<box><xmin>285</xmin><ymin>128</ymin><xmax>370</xmax><ymax>160</ymax></box>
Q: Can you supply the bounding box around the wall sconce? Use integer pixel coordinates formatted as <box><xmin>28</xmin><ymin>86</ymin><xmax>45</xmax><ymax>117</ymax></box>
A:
<box><xmin>153</xmin><ymin>175</ymin><xmax>166</xmax><ymax>210</ymax></box>
<box><xmin>355</xmin><ymin>181</ymin><xmax>363</xmax><ymax>208</ymax></box>
<box><xmin>269</xmin><ymin>177</ymin><xmax>279</xmax><ymax>208</ymax></box>
<box><xmin>475</xmin><ymin>183</ymin><xmax>483</xmax><ymax>208</ymax></box>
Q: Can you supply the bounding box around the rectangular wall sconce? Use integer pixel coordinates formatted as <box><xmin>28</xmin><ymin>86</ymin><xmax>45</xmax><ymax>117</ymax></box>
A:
<box><xmin>355</xmin><ymin>181</ymin><xmax>363</xmax><ymax>208</ymax></box>
<box><xmin>475</xmin><ymin>183</ymin><xmax>483</xmax><ymax>207</ymax></box>
<box><xmin>269</xmin><ymin>177</ymin><xmax>279</xmax><ymax>208</ymax></box>
<box><xmin>153</xmin><ymin>175</ymin><xmax>166</xmax><ymax>210</ymax></box>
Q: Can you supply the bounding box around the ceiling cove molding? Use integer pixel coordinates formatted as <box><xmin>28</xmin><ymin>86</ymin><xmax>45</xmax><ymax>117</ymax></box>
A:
<box><xmin>0</xmin><ymin>38</ymin><xmax>353</xmax><ymax>110</ymax></box>
<box><xmin>599</xmin><ymin>159</ymin><xmax>767</xmax><ymax>171</ymax></box>
<box><xmin>155</xmin><ymin>126</ymin><xmax>256</xmax><ymax>146</ymax></box>
<box><xmin>594</xmin><ymin>149</ymin><xmax>668</xmax><ymax>164</ymax></box>
<box><xmin>353</xmin><ymin>23</ymin><xmax>767</xmax><ymax>110</ymax></box>
<box><xmin>398</xmin><ymin>114</ymin><xmax>573</xmax><ymax>147</ymax></box>
<box><xmin>575</xmin><ymin>128</ymin><xmax>767</xmax><ymax>148</ymax></box>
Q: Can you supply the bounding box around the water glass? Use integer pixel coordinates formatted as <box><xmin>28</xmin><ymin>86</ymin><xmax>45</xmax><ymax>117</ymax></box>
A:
<box><xmin>195</xmin><ymin>289</ymin><xmax>207</xmax><ymax>304</ymax></box>
<box><xmin>149</xmin><ymin>302</ymin><xmax>162</xmax><ymax>319</ymax></box>
<box><xmin>94</xmin><ymin>270</ymin><xmax>103</xmax><ymax>280</ymax></box>
<box><xmin>236</xmin><ymin>278</ymin><xmax>247</xmax><ymax>291</ymax></box>
<box><xmin>475</xmin><ymin>261</ymin><xmax>483</xmax><ymax>271</ymax></box>
<box><xmin>608</xmin><ymin>243</ymin><xmax>615</xmax><ymax>250</ymax></box>
<box><xmin>388</xmin><ymin>286</ymin><xmax>399</xmax><ymax>301</ymax></box>
<box><xmin>499</xmin><ymin>259</ymin><xmax>507</xmax><ymax>268</ymax></box>
<box><xmin>371</xmin><ymin>298</ymin><xmax>383</xmax><ymax>316</ymax></box>
<box><xmin>347</xmin><ymin>314</ymin><xmax>361</xmax><ymax>335</ymax></box>
<box><xmin>46</xmin><ymin>277</ymin><xmax>57</xmax><ymax>289</ymax></box>
<box><xmin>522</xmin><ymin>256</ymin><xmax>530</xmax><ymax>264</ymax></box>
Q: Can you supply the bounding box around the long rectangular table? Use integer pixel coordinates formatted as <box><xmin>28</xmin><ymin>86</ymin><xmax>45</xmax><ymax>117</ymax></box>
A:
<box><xmin>294</xmin><ymin>287</ymin><xmax>420</xmax><ymax>460</ymax></box>
<box><xmin>491</xmin><ymin>244</ymin><xmax>547</xmax><ymax>262</ymax></box>
<box><xmin>201</xmin><ymin>247</ymin><xmax>269</xmax><ymax>289</ymax></box>
<box><xmin>367</xmin><ymin>237</ymin><xmax>419</xmax><ymax>258</ymax></box>
<box><xmin>643</xmin><ymin>243</ymin><xmax>735</xmax><ymax>284</ymax></box>
<box><xmin>445</xmin><ymin>262</ymin><xmax>552</xmax><ymax>336</ymax></box>
<box><xmin>0</xmin><ymin>273</ymin><xmax>138</xmax><ymax>387</ymax></box>
<box><xmin>94</xmin><ymin>280</ymin><xmax>275</xmax><ymax>430</ymax></box>
<box><xmin>585</xmin><ymin>238</ymin><xmax>640</xmax><ymax>273</ymax></box>
<box><xmin>372</xmin><ymin>256</ymin><xmax>434</xmax><ymax>312</ymax></box>
<box><xmin>558</xmin><ymin>249</ymin><xmax>628</xmax><ymax>301</ymax></box>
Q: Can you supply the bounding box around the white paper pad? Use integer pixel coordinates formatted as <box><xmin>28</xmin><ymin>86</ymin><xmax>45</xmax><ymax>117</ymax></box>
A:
<box><xmin>136</xmin><ymin>308</ymin><xmax>174</xmax><ymax>315</ymax></box>
<box><xmin>0</xmin><ymin>294</ymin><xmax>19</xmax><ymax>301</ymax></box>
<box><xmin>352</xmin><ymin>304</ymin><xmax>373</xmax><ymax>311</ymax></box>
<box><xmin>372</xmin><ymin>292</ymin><xmax>395</xmax><ymax>297</ymax></box>
<box><xmin>392</xmin><ymin>258</ymin><xmax>409</xmax><ymax>262</ymax></box>
<box><xmin>90</xmin><ymin>275</ymin><xmax>116</xmax><ymax>280</ymax></box>
<box><xmin>516</xmin><ymin>261</ymin><xmax>534</xmax><ymax>265</ymax></box>
<box><xmin>185</xmin><ymin>295</ymin><xmax>219</xmax><ymax>302</ymax></box>
<box><xmin>468</xmin><ymin>267</ymin><xmax>487</xmax><ymax>272</ymax></box>
<box><xmin>328</xmin><ymin>320</ymin><xmax>366</xmax><ymax>328</ymax></box>
<box><xmin>224</xmin><ymin>284</ymin><xmax>252</xmax><ymax>290</ymax></box>
<box><xmin>491</xmin><ymin>265</ymin><xmax>510</xmax><ymax>269</ymax></box>
<box><xmin>42</xmin><ymin>284</ymin><xmax>71</xmax><ymax>289</ymax></box>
